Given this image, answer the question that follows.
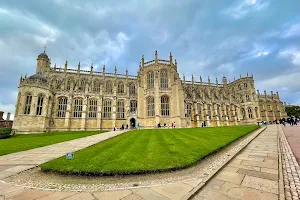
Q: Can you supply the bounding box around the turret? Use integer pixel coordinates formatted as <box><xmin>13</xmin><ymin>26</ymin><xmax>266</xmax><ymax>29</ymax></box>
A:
<box><xmin>36</xmin><ymin>45</ymin><xmax>51</xmax><ymax>73</ymax></box>
<box><xmin>222</xmin><ymin>76</ymin><xmax>227</xmax><ymax>85</ymax></box>
<box><xmin>141</xmin><ymin>55</ymin><xmax>144</xmax><ymax>67</ymax></box>
<box><xmin>90</xmin><ymin>63</ymin><xmax>93</xmax><ymax>75</ymax></box>
<box><xmin>169</xmin><ymin>52</ymin><xmax>173</xmax><ymax>64</ymax></box>
<box><xmin>77</xmin><ymin>62</ymin><xmax>81</xmax><ymax>74</ymax></box>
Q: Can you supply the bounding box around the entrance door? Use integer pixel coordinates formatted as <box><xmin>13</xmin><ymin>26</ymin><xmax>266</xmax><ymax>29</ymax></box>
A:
<box><xmin>130</xmin><ymin>118</ymin><xmax>136</xmax><ymax>129</ymax></box>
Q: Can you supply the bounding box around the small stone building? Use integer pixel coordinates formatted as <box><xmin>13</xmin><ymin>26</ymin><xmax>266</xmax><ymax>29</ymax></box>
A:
<box><xmin>0</xmin><ymin>111</ymin><xmax>13</xmax><ymax>128</ymax></box>
<box><xmin>12</xmin><ymin>49</ymin><xmax>287</xmax><ymax>133</ymax></box>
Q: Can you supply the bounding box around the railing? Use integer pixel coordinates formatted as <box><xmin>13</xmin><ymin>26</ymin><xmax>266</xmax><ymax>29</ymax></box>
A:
<box><xmin>50</xmin><ymin>67</ymin><xmax>137</xmax><ymax>79</ymax></box>
<box><xmin>144</xmin><ymin>60</ymin><xmax>155</xmax><ymax>66</ymax></box>
<box><xmin>184</xmin><ymin>81</ymin><xmax>224</xmax><ymax>87</ymax></box>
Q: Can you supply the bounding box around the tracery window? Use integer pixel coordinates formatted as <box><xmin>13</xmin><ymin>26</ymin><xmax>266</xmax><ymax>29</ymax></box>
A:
<box><xmin>246</xmin><ymin>95</ymin><xmax>250</xmax><ymax>101</ymax></box>
<box><xmin>238</xmin><ymin>84</ymin><xmax>241</xmax><ymax>90</ymax></box>
<box><xmin>197</xmin><ymin>103</ymin><xmax>201</xmax><ymax>117</ymax></box>
<box><xmin>73</xmin><ymin>98</ymin><xmax>83</xmax><ymax>118</ymax></box>
<box><xmin>118</xmin><ymin>82</ymin><xmax>124</xmax><ymax>94</ymax></box>
<box><xmin>103</xmin><ymin>99</ymin><xmax>112</xmax><ymax>119</ymax></box>
<box><xmin>93</xmin><ymin>80</ymin><xmax>100</xmax><ymax>93</ymax></box>
<box><xmin>161</xmin><ymin>95</ymin><xmax>169</xmax><ymax>116</ymax></box>
<box><xmin>130</xmin><ymin>100</ymin><xmax>137</xmax><ymax>112</ymax></box>
<box><xmin>57</xmin><ymin>97</ymin><xmax>67</xmax><ymax>118</ymax></box>
<box><xmin>147</xmin><ymin>71</ymin><xmax>154</xmax><ymax>89</ymax></box>
<box><xmin>88</xmin><ymin>99</ymin><xmax>97</xmax><ymax>118</ymax></box>
<box><xmin>207</xmin><ymin>104</ymin><xmax>211</xmax><ymax>119</ymax></box>
<box><xmin>160</xmin><ymin>70</ymin><xmax>168</xmax><ymax>88</ymax></box>
<box><xmin>186</xmin><ymin>103</ymin><xmax>192</xmax><ymax>117</ymax></box>
<box><xmin>66</xmin><ymin>79</ymin><xmax>71</xmax><ymax>91</ymax></box>
<box><xmin>248</xmin><ymin>107</ymin><xmax>253</xmax><ymax>118</ymax></box>
<box><xmin>244</xmin><ymin>83</ymin><xmax>248</xmax><ymax>88</ymax></box>
<box><xmin>147</xmin><ymin>96</ymin><xmax>155</xmax><ymax>116</ymax></box>
<box><xmin>117</xmin><ymin>101</ymin><xmax>125</xmax><ymax>119</ymax></box>
<box><xmin>79</xmin><ymin>79</ymin><xmax>86</xmax><ymax>92</ymax></box>
<box><xmin>105</xmin><ymin>81</ymin><xmax>113</xmax><ymax>94</ymax></box>
<box><xmin>36</xmin><ymin>94</ymin><xmax>44</xmax><ymax>115</ymax></box>
<box><xmin>56</xmin><ymin>79</ymin><xmax>61</xmax><ymax>89</ymax></box>
<box><xmin>217</xmin><ymin>105</ymin><xmax>220</xmax><ymax>116</ymax></box>
<box><xmin>129</xmin><ymin>83</ymin><xmax>135</xmax><ymax>95</ymax></box>
<box><xmin>24</xmin><ymin>93</ymin><xmax>32</xmax><ymax>115</ymax></box>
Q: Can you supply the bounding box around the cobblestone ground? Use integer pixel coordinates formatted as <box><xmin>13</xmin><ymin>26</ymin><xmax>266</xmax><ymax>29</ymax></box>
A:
<box><xmin>279</xmin><ymin>125</ymin><xmax>300</xmax><ymax>200</ymax></box>
<box><xmin>193</xmin><ymin>125</ymin><xmax>280</xmax><ymax>200</ymax></box>
<box><xmin>282</xmin><ymin>125</ymin><xmax>300</xmax><ymax>164</ymax></box>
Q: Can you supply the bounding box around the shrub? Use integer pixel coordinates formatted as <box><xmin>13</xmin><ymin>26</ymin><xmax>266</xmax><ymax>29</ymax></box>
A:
<box><xmin>0</xmin><ymin>128</ymin><xmax>12</xmax><ymax>139</ymax></box>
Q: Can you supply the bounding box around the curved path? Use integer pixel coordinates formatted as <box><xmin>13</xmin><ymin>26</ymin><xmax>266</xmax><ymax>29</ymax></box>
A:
<box><xmin>0</xmin><ymin>127</ymin><xmax>281</xmax><ymax>200</ymax></box>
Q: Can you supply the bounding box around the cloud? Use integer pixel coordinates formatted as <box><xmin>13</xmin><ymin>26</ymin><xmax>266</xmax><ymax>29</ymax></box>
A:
<box><xmin>222</xmin><ymin>0</ymin><xmax>270</xmax><ymax>19</ymax></box>
<box><xmin>0</xmin><ymin>0</ymin><xmax>300</xmax><ymax>113</ymax></box>
<box><xmin>279</xmin><ymin>48</ymin><xmax>300</xmax><ymax>66</ymax></box>
<box><xmin>283</xmin><ymin>23</ymin><xmax>300</xmax><ymax>38</ymax></box>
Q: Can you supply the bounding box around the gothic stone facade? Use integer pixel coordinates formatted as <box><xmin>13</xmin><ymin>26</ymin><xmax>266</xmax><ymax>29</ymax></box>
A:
<box><xmin>12</xmin><ymin>50</ymin><xmax>287</xmax><ymax>133</ymax></box>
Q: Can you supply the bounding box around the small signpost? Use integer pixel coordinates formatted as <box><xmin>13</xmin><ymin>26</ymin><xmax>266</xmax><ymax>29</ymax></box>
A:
<box><xmin>66</xmin><ymin>152</ymin><xmax>74</xmax><ymax>160</ymax></box>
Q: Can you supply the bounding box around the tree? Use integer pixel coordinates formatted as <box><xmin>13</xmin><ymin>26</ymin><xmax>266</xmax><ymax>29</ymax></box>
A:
<box><xmin>285</xmin><ymin>105</ymin><xmax>300</xmax><ymax>117</ymax></box>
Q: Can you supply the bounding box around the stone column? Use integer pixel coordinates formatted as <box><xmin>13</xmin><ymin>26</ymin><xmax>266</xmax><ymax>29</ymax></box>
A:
<box><xmin>81</xmin><ymin>97</ymin><xmax>88</xmax><ymax>130</ymax></box>
<box><xmin>65</xmin><ymin>96</ymin><xmax>72</xmax><ymax>130</ymax></box>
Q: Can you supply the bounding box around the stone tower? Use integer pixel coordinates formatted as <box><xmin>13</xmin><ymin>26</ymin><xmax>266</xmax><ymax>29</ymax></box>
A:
<box><xmin>36</xmin><ymin>45</ymin><xmax>51</xmax><ymax>73</ymax></box>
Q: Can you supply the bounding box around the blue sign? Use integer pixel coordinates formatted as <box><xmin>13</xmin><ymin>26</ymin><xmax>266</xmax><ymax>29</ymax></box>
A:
<box><xmin>66</xmin><ymin>152</ymin><xmax>74</xmax><ymax>159</ymax></box>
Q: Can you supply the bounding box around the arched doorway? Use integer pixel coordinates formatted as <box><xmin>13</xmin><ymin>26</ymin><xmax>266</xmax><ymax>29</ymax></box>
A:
<box><xmin>130</xmin><ymin>118</ymin><xmax>136</xmax><ymax>129</ymax></box>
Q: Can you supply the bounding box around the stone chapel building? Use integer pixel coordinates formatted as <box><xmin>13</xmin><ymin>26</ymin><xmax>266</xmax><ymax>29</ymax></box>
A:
<box><xmin>12</xmin><ymin>49</ymin><xmax>287</xmax><ymax>133</ymax></box>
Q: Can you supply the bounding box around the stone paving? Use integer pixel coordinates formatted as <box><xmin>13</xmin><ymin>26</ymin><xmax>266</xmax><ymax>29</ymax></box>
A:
<box><xmin>193</xmin><ymin>125</ymin><xmax>281</xmax><ymax>200</ymax></box>
<box><xmin>0</xmin><ymin>126</ymin><xmax>283</xmax><ymax>200</ymax></box>
<box><xmin>280</xmin><ymin>125</ymin><xmax>300</xmax><ymax>200</ymax></box>
<box><xmin>0</xmin><ymin>130</ymin><xmax>126</xmax><ymax>180</ymax></box>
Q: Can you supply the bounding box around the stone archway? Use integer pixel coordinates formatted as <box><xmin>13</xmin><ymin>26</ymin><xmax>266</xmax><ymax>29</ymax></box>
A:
<box><xmin>130</xmin><ymin>118</ymin><xmax>136</xmax><ymax>129</ymax></box>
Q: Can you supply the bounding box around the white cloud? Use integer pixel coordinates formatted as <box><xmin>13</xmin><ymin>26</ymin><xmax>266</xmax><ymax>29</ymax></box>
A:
<box><xmin>152</xmin><ymin>30</ymin><xmax>170</xmax><ymax>44</ymax></box>
<box><xmin>282</xmin><ymin>23</ymin><xmax>300</xmax><ymax>38</ymax></box>
<box><xmin>279</xmin><ymin>48</ymin><xmax>300</xmax><ymax>66</ymax></box>
<box><xmin>223</xmin><ymin>0</ymin><xmax>270</xmax><ymax>19</ymax></box>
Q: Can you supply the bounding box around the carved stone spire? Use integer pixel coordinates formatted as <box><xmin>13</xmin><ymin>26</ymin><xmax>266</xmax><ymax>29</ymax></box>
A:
<box><xmin>169</xmin><ymin>52</ymin><xmax>173</xmax><ymax>64</ymax></box>
<box><xmin>141</xmin><ymin>55</ymin><xmax>144</xmax><ymax>67</ymax></box>
<box><xmin>192</xmin><ymin>74</ymin><xmax>194</xmax><ymax>84</ymax></box>
<box><xmin>114</xmin><ymin>65</ymin><xmax>117</xmax><ymax>75</ymax></box>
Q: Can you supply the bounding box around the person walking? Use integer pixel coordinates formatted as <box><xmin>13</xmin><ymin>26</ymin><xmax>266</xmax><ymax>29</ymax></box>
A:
<box><xmin>173</xmin><ymin>122</ymin><xmax>176</xmax><ymax>128</ymax></box>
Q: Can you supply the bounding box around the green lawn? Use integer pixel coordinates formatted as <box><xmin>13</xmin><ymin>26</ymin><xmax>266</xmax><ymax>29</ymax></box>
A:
<box><xmin>0</xmin><ymin>130</ymin><xmax>106</xmax><ymax>156</ymax></box>
<box><xmin>41</xmin><ymin>126</ymin><xmax>259</xmax><ymax>175</ymax></box>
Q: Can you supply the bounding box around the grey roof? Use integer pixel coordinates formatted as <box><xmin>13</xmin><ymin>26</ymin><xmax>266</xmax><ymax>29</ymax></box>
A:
<box><xmin>28</xmin><ymin>69</ymin><xmax>48</xmax><ymax>82</ymax></box>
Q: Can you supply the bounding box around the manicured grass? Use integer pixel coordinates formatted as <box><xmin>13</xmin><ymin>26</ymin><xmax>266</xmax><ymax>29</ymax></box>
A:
<box><xmin>41</xmin><ymin>126</ymin><xmax>259</xmax><ymax>175</ymax></box>
<box><xmin>0</xmin><ymin>130</ymin><xmax>106</xmax><ymax>156</ymax></box>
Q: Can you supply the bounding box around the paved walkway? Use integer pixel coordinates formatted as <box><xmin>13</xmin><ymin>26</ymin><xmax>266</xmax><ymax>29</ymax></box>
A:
<box><xmin>282</xmin><ymin>125</ymin><xmax>300</xmax><ymax>164</ymax></box>
<box><xmin>0</xmin><ymin>130</ymin><xmax>126</xmax><ymax>180</ymax></box>
<box><xmin>279</xmin><ymin>125</ymin><xmax>300</xmax><ymax>200</ymax></box>
<box><xmin>193</xmin><ymin>125</ymin><xmax>280</xmax><ymax>200</ymax></box>
<box><xmin>0</xmin><ymin>126</ymin><xmax>282</xmax><ymax>200</ymax></box>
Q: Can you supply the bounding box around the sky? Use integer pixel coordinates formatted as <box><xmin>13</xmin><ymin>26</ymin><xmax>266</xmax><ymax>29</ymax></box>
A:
<box><xmin>0</xmin><ymin>0</ymin><xmax>300</xmax><ymax>119</ymax></box>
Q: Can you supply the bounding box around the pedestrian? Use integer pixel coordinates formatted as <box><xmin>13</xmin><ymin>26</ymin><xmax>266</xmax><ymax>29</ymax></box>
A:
<box><xmin>174</xmin><ymin>122</ymin><xmax>176</xmax><ymax>128</ymax></box>
<box><xmin>171</xmin><ymin>122</ymin><xmax>174</xmax><ymax>128</ymax></box>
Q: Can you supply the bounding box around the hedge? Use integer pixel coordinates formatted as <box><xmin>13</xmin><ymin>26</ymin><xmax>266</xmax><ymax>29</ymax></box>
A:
<box><xmin>0</xmin><ymin>128</ymin><xmax>12</xmax><ymax>139</ymax></box>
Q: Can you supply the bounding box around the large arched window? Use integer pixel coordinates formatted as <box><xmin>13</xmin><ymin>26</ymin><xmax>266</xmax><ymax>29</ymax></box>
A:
<box><xmin>103</xmin><ymin>99</ymin><xmax>112</xmax><ymax>119</ymax></box>
<box><xmin>161</xmin><ymin>95</ymin><xmax>169</xmax><ymax>116</ymax></box>
<box><xmin>207</xmin><ymin>104</ymin><xmax>211</xmax><ymax>119</ymax></box>
<box><xmin>147</xmin><ymin>71</ymin><xmax>154</xmax><ymax>89</ymax></box>
<box><xmin>105</xmin><ymin>81</ymin><xmax>113</xmax><ymax>94</ymax></box>
<box><xmin>24</xmin><ymin>93</ymin><xmax>32</xmax><ymax>114</ymax></box>
<box><xmin>93</xmin><ymin>80</ymin><xmax>100</xmax><ymax>93</ymax></box>
<box><xmin>248</xmin><ymin>107</ymin><xmax>253</xmax><ymax>119</ymax></box>
<box><xmin>129</xmin><ymin>83</ymin><xmax>135</xmax><ymax>95</ymax></box>
<box><xmin>130</xmin><ymin>100</ymin><xmax>137</xmax><ymax>113</ymax></box>
<box><xmin>88</xmin><ymin>99</ymin><xmax>97</xmax><ymax>118</ymax></box>
<box><xmin>160</xmin><ymin>70</ymin><xmax>168</xmax><ymax>88</ymax></box>
<box><xmin>186</xmin><ymin>103</ymin><xmax>192</xmax><ymax>117</ymax></box>
<box><xmin>217</xmin><ymin>105</ymin><xmax>221</xmax><ymax>116</ymax></box>
<box><xmin>73</xmin><ymin>98</ymin><xmax>83</xmax><ymax>118</ymax></box>
<box><xmin>66</xmin><ymin>79</ymin><xmax>71</xmax><ymax>91</ymax></box>
<box><xmin>78</xmin><ymin>79</ymin><xmax>86</xmax><ymax>92</ymax></box>
<box><xmin>197</xmin><ymin>103</ymin><xmax>201</xmax><ymax>117</ymax></box>
<box><xmin>117</xmin><ymin>101</ymin><xmax>125</xmax><ymax>119</ymax></box>
<box><xmin>57</xmin><ymin>97</ymin><xmax>68</xmax><ymax>118</ymax></box>
<box><xmin>118</xmin><ymin>82</ymin><xmax>124</xmax><ymax>94</ymax></box>
<box><xmin>147</xmin><ymin>96</ymin><xmax>155</xmax><ymax>116</ymax></box>
<box><xmin>36</xmin><ymin>94</ymin><xmax>44</xmax><ymax>115</ymax></box>
<box><xmin>226</xmin><ymin>105</ymin><xmax>230</xmax><ymax>119</ymax></box>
